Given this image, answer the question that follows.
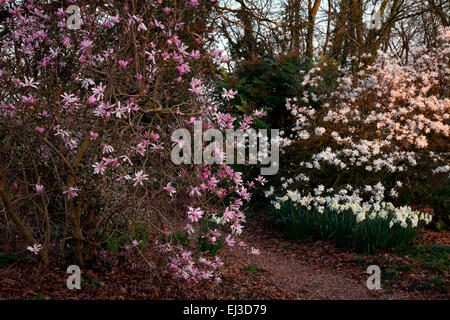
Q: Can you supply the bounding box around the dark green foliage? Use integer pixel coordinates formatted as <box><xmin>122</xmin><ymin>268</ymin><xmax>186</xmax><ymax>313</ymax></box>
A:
<box><xmin>197</xmin><ymin>220</ymin><xmax>224</xmax><ymax>256</ymax></box>
<box><xmin>397</xmin><ymin>245</ymin><xmax>450</xmax><ymax>273</ymax></box>
<box><xmin>354</xmin><ymin>218</ymin><xmax>417</xmax><ymax>254</ymax></box>
<box><xmin>411</xmin><ymin>276</ymin><xmax>448</xmax><ymax>293</ymax></box>
<box><xmin>81</xmin><ymin>274</ymin><xmax>101</xmax><ymax>288</ymax></box>
<box><xmin>197</xmin><ymin>236</ymin><xmax>224</xmax><ymax>256</ymax></box>
<box><xmin>216</xmin><ymin>54</ymin><xmax>339</xmax><ymax>131</ymax></box>
<box><xmin>170</xmin><ymin>232</ymin><xmax>190</xmax><ymax>247</ymax></box>
<box><xmin>315</xmin><ymin>207</ymin><xmax>356</xmax><ymax>247</ymax></box>
<box><xmin>101</xmin><ymin>221</ymin><xmax>150</xmax><ymax>252</ymax></box>
<box><xmin>242</xmin><ymin>264</ymin><xmax>260</xmax><ymax>274</ymax></box>
<box><xmin>399</xmin><ymin>176</ymin><xmax>449</xmax><ymax>230</ymax></box>
<box><xmin>384</xmin><ymin>268</ymin><xmax>401</xmax><ymax>280</ymax></box>
<box><xmin>268</xmin><ymin>200</ymin><xmax>315</xmax><ymax>242</ymax></box>
<box><xmin>0</xmin><ymin>251</ymin><xmax>35</xmax><ymax>268</ymax></box>
<box><xmin>430</xmin><ymin>184</ymin><xmax>450</xmax><ymax>229</ymax></box>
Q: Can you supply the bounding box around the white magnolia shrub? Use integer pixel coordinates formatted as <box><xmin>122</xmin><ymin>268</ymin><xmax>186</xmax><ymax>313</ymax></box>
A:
<box><xmin>277</xmin><ymin>27</ymin><xmax>449</xmax><ymax>206</ymax></box>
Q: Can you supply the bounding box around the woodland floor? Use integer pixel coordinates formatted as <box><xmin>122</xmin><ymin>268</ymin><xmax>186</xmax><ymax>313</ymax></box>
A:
<box><xmin>0</xmin><ymin>214</ymin><xmax>449</xmax><ymax>300</ymax></box>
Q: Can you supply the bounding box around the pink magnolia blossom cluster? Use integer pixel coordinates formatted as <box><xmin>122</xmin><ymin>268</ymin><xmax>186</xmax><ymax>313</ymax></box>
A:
<box><xmin>0</xmin><ymin>1</ymin><xmax>258</xmax><ymax>282</ymax></box>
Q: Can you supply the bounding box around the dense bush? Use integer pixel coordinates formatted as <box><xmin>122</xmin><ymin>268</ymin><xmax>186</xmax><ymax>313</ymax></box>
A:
<box><xmin>274</xmin><ymin>28</ymin><xmax>450</xmax><ymax>227</ymax></box>
<box><xmin>216</xmin><ymin>54</ymin><xmax>340</xmax><ymax>131</ymax></box>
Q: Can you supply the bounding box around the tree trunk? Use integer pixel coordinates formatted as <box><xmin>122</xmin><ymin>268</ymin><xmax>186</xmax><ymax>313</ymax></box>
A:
<box><xmin>0</xmin><ymin>180</ymin><xmax>49</xmax><ymax>265</ymax></box>
<box><xmin>306</xmin><ymin>0</ymin><xmax>322</xmax><ymax>59</ymax></box>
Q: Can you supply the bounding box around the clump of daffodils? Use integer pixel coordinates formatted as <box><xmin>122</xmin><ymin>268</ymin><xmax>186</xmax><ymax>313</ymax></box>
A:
<box><xmin>271</xmin><ymin>189</ymin><xmax>432</xmax><ymax>229</ymax></box>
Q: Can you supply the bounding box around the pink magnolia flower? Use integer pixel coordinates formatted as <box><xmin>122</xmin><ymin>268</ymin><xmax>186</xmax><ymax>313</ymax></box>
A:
<box><xmin>34</xmin><ymin>184</ymin><xmax>44</xmax><ymax>193</ymax></box>
<box><xmin>177</xmin><ymin>63</ymin><xmax>191</xmax><ymax>75</ymax></box>
<box><xmin>56</xmin><ymin>8</ymin><xmax>65</xmax><ymax>19</ymax></box>
<box><xmin>92</xmin><ymin>162</ymin><xmax>106</xmax><ymax>175</ymax></box>
<box><xmin>187</xmin><ymin>0</ymin><xmax>199</xmax><ymax>7</ymax></box>
<box><xmin>162</xmin><ymin>51</ymin><xmax>170</xmax><ymax>60</ymax></box>
<box><xmin>110</xmin><ymin>14</ymin><xmax>121</xmax><ymax>23</ymax></box>
<box><xmin>225</xmin><ymin>235</ymin><xmax>235</xmax><ymax>246</ymax></box>
<box><xmin>187</xmin><ymin>207</ymin><xmax>204</xmax><ymax>223</ymax></box>
<box><xmin>102</xmin><ymin>144</ymin><xmax>114</xmax><ymax>154</ymax></box>
<box><xmin>246</xmin><ymin>181</ymin><xmax>255</xmax><ymax>189</ymax></box>
<box><xmin>222</xmin><ymin>208</ymin><xmax>235</xmax><ymax>222</ymax></box>
<box><xmin>243</xmin><ymin>115</ymin><xmax>253</xmax><ymax>124</ymax></box>
<box><xmin>187</xmin><ymin>116</ymin><xmax>196</xmax><ymax>124</ymax></box>
<box><xmin>63</xmin><ymin>187</ymin><xmax>79</xmax><ymax>199</ymax></box>
<box><xmin>190</xmin><ymin>50</ymin><xmax>201</xmax><ymax>59</ymax></box>
<box><xmin>137</xmin><ymin>23</ymin><xmax>147</xmax><ymax>32</ymax></box>
<box><xmin>164</xmin><ymin>182</ymin><xmax>177</xmax><ymax>197</ymax></box>
<box><xmin>150</xmin><ymin>133</ymin><xmax>160</xmax><ymax>140</ymax></box>
<box><xmin>102</xmin><ymin>157</ymin><xmax>120</xmax><ymax>167</ymax></box>
<box><xmin>189</xmin><ymin>77</ymin><xmax>205</xmax><ymax>95</ymax></box>
<box><xmin>231</xmin><ymin>222</ymin><xmax>243</xmax><ymax>235</ymax></box>
<box><xmin>133</xmin><ymin>170</ymin><xmax>149</xmax><ymax>186</ymax></box>
<box><xmin>185</xmin><ymin>223</ymin><xmax>195</xmax><ymax>235</ymax></box>
<box><xmin>90</xmin><ymin>132</ymin><xmax>99</xmax><ymax>140</ymax></box>
<box><xmin>236</xmin><ymin>187</ymin><xmax>251</xmax><ymax>202</ymax></box>
<box><xmin>253</xmin><ymin>109</ymin><xmax>267</xmax><ymax>118</ymax></box>
<box><xmin>238</xmin><ymin>241</ymin><xmax>247</xmax><ymax>248</ymax></box>
<box><xmin>118</xmin><ymin>60</ymin><xmax>128</xmax><ymax>68</ymax></box>
<box><xmin>19</xmin><ymin>76</ymin><xmax>39</xmax><ymax>89</ymax></box>
<box><xmin>215</xmin><ymin>256</ymin><xmax>224</xmax><ymax>267</ymax></box>
<box><xmin>88</xmin><ymin>96</ymin><xmax>97</xmax><ymax>105</ymax></box>
<box><xmin>189</xmin><ymin>186</ymin><xmax>202</xmax><ymax>197</ymax></box>
<box><xmin>255</xmin><ymin>175</ymin><xmax>267</xmax><ymax>185</ymax></box>
<box><xmin>36</xmin><ymin>127</ymin><xmax>44</xmax><ymax>134</ymax></box>
<box><xmin>22</xmin><ymin>95</ymin><xmax>36</xmax><ymax>104</ymax></box>
<box><xmin>92</xmin><ymin>83</ymin><xmax>106</xmax><ymax>100</ymax></box>
<box><xmin>221</xmin><ymin>88</ymin><xmax>238</xmax><ymax>100</ymax></box>
<box><xmin>250</xmin><ymin>247</ymin><xmax>260</xmax><ymax>255</ymax></box>
<box><xmin>39</xmin><ymin>111</ymin><xmax>51</xmax><ymax>118</ymax></box>
<box><xmin>80</xmin><ymin>40</ymin><xmax>93</xmax><ymax>51</ymax></box>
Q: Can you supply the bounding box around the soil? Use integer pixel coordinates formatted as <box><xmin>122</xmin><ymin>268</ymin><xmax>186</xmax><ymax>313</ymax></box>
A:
<box><xmin>0</xmin><ymin>216</ymin><xmax>448</xmax><ymax>300</ymax></box>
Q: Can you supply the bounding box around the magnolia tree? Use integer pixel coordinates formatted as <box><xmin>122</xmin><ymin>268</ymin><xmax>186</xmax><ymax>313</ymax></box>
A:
<box><xmin>275</xmin><ymin>27</ymin><xmax>449</xmax><ymax>214</ymax></box>
<box><xmin>0</xmin><ymin>0</ymin><xmax>262</xmax><ymax>283</ymax></box>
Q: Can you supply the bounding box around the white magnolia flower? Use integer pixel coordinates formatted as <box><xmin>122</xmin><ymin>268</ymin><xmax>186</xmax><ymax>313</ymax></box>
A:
<box><xmin>27</xmin><ymin>243</ymin><xmax>43</xmax><ymax>255</ymax></box>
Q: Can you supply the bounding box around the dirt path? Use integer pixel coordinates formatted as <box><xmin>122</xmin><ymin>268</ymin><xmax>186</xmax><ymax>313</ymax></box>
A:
<box><xmin>226</xmin><ymin>243</ymin><xmax>382</xmax><ymax>299</ymax></box>
<box><xmin>219</xmin><ymin>217</ymin><xmax>447</xmax><ymax>300</ymax></box>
